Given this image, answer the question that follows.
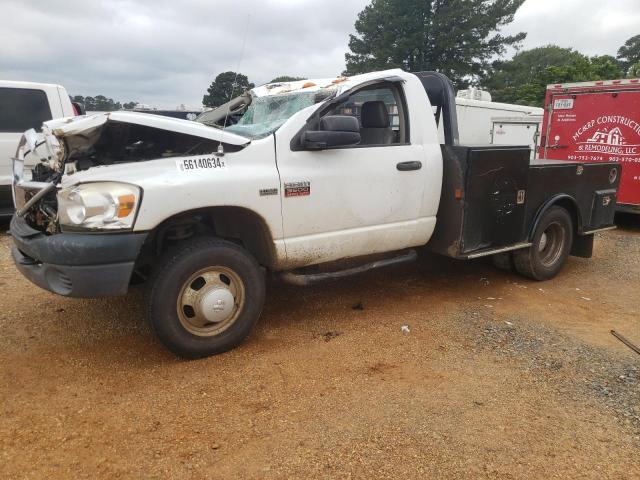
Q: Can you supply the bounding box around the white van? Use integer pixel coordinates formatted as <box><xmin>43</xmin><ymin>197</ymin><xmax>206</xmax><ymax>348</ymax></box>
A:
<box><xmin>0</xmin><ymin>81</ymin><xmax>76</xmax><ymax>215</ymax></box>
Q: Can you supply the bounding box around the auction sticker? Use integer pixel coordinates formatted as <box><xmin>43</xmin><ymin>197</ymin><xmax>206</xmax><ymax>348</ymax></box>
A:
<box><xmin>176</xmin><ymin>156</ymin><xmax>226</xmax><ymax>172</ymax></box>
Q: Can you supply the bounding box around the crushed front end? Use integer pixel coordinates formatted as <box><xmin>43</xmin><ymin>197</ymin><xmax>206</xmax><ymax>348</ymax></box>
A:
<box><xmin>10</xmin><ymin>112</ymin><xmax>249</xmax><ymax>298</ymax></box>
<box><xmin>10</xmin><ymin>119</ymin><xmax>148</xmax><ymax>297</ymax></box>
<box><xmin>13</xmin><ymin>126</ymin><xmax>65</xmax><ymax>234</ymax></box>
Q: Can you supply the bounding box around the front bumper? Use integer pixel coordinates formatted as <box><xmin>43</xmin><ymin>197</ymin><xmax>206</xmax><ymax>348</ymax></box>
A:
<box><xmin>10</xmin><ymin>216</ymin><xmax>148</xmax><ymax>298</ymax></box>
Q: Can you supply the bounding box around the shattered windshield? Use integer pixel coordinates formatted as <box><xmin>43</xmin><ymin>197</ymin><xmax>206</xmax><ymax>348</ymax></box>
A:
<box><xmin>197</xmin><ymin>91</ymin><xmax>330</xmax><ymax>140</ymax></box>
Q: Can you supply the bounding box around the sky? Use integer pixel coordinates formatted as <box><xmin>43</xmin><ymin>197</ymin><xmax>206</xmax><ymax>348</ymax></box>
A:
<box><xmin>1</xmin><ymin>0</ymin><xmax>639</xmax><ymax>109</ymax></box>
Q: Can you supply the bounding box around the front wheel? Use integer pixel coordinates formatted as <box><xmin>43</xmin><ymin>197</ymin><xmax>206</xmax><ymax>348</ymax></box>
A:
<box><xmin>145</xmin><ymin>237</ymin><xmax>265</xmax><ymax>358</ymax></box>
<box><xmin>514</xmin><ymin>206</ymin><xmax>574</xmax><ymax>281</ymax></box>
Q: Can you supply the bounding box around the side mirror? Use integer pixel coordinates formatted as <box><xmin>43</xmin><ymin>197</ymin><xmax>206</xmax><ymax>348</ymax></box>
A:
<box><xmin>302</xmin><ymin>115</ymin><xmax>361</xmax><ymax>150</ymax></box>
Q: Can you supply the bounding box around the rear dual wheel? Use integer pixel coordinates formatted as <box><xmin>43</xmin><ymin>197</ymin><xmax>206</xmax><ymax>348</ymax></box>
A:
<box><xmin>513</xmin><ymin>206</ymin><xmax>573</xmax><ymax>281</ymax></box>
<box><xmin>145</xmin><ymin>237</ymin><xmax>265</xmax><ymax>359</ymax></box>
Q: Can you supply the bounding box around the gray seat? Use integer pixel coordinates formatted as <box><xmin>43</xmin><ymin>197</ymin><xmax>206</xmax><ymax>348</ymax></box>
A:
<box><xmin>359</xmin><ymin>101</ymin><xmax>394</xmax><ymax>145</ymax></box>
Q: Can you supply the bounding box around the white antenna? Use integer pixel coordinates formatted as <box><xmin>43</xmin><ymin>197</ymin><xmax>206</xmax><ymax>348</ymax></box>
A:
<box><xmin>218</xmin><ymin>14</ymin><xmax>251</xmax><ymax>156</ymax></box>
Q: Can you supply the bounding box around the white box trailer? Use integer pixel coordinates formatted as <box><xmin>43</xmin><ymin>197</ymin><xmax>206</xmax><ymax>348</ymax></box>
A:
<box><xmin>454</xmin><ymin>97</ymin><xmax>543</xmax><ymax>143</ymax></box>
<box><xmin>437</xmin><ymin>93</ymin><xmax>544</xmax><ymax>157</ymax></box>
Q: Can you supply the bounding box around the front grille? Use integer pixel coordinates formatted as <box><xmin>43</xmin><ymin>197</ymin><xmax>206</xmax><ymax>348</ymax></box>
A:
<box><xmin>12</xmin><ymin>140</ymin><xmax>53</xmax><ymax>211</ymax></box>
<box><xmin>13</xmin><ymin>154</ymin><xmax>58</xmax><ymax>232</ymax></box>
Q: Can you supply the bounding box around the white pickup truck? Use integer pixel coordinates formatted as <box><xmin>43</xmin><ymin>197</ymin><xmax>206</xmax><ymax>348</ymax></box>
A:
<box><xmin>10</xmin><ymin>69</ymin><xmax>619</xmax><ymax>358</ymax></box>
<box><xmin>0</xmin><ymin>81</ymin><xmax>79</xmax><ymax>216</ymax></box>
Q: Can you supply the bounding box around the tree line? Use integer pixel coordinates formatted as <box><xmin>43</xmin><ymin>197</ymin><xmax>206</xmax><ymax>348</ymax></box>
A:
<box><xmin>203</xmin><ymin>0</ymin><xmax>640</xmax><ymax>109</ymax></box>
<box><xmin>482</xmin><ymin>41</ymin><xmax>639</xmax><ymax>107</ymax></box>
<box><xmin>71</xmin><ymin>95</ymin><xmax>137</xmax><ymax>111</ymax></box>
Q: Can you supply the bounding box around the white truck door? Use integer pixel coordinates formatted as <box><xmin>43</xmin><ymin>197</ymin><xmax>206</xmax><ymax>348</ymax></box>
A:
<box><xmin>275</xmin><ymin>82</ymin><xmax>434</xmax><ymax>269</ymax></box>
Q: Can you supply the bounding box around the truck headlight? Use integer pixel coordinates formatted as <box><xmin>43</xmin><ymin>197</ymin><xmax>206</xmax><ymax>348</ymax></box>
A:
<box><xmin>58</xmin><ymin>182</ymin><xmax>141</xmax><ymax>230</ymax></box>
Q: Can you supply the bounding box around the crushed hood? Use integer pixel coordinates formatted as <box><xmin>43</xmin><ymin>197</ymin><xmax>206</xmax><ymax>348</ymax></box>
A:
<box><xmin>44</xmin><ymin>111</ymin><xmax>251</xmax><ymax>146</ymax></box>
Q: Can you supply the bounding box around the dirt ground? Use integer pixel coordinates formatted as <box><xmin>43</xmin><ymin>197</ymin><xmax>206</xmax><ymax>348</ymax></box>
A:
<box><xmin>1</xmin><ymin>216</ymin><xmax>639</xmax><ymax>479</ymax></box>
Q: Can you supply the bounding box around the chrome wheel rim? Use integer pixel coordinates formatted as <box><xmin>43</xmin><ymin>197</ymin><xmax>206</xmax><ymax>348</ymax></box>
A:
<box><xmin>538</xmin><ymin>222</ymin><xmax>565</xmax><ymax>268</ymax></box>
<box><xmin>177</xmin><ymin>266</ymin><xmax>245</xmax><ymax>337</ymax></box>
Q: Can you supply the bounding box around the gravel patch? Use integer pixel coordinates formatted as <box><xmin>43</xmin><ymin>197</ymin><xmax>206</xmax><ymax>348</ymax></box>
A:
<box><xmin>470</xmin><ymin>309</ymin><xmax>640</xmax><ymax>431</ymax></box>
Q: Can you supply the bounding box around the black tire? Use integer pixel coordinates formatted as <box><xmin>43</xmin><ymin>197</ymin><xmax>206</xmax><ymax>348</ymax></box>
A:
<box><xmin>491</xmin><ymin>252</ymin><xmax>514</xmax><ymax>272</ymax></box>
<box><xmin>514</xmin><ymin>206</ymin><xmax>574</xmax><ymax>281</ymax></box>
<box><xmin>145</xmin><ymin>237</ymin><xmax>265</xmax><ymax>359</ymax></box>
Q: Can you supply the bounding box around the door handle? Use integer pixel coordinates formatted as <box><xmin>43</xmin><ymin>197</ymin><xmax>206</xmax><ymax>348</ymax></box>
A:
<box><xmin>396</xmin><ymin>161</ymin><xmax>422</xmax><ymax>171</ymax></box>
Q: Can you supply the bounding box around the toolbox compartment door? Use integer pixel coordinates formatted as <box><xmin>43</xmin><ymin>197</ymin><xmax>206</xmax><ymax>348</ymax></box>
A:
<box><xmin>590</xmin><ymin>189</ymin><xmax>617</xmax><ymax>228</ymax></box>
<box><xmin>426</xmin><ymin>145</ymin><xmax>530</xmax><ymax>258</ymax></box>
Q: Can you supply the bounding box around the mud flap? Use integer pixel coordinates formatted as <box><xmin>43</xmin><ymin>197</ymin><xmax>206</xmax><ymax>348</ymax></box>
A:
<box><xmin>571</xmin><ymin>234</ymin><xmax>594</xmax><ymax>258</ymax></box>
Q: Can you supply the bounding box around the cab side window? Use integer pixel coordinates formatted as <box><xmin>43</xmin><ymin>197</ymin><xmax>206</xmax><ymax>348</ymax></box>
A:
<box><xmin>0</xmin><ymin>88</ymin><xmax>52</xmax><ymax>133</ymax></box>
<box><xmin>327</xmin><ymin>85</ymin><xmax>408</xmax><ymax>146</ymax></box>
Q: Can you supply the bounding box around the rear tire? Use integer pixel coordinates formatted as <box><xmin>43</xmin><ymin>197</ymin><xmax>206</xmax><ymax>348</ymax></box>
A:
<box><xmin>514</xmin><ymin>206</ymin><xmax>573</xmax><ymax>281</ymax></box>
<box><xmin>145</xmin><ymin>237</ymin><xmax>265</xmax><ymax>359</ymax></box>
<box><xmin>491</xmin><ymin>252</ymin><xmax>514</xmax><ymax>272</ymax></box>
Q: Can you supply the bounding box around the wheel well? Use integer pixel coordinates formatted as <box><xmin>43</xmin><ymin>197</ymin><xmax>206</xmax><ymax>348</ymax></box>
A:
<box><xmin>530</xmin><ymin>195</ymin><xmax>582</xmax><ymax>240</ymax></box>
<box><xmin>134</xmin><ymin>207</ymin><xmax>276</xmax><ymax>279</ymax></box>
<box><xmin>554</xmin><ymin>197</ymin><xmax>581</xmax><ymax>233</ymax></box>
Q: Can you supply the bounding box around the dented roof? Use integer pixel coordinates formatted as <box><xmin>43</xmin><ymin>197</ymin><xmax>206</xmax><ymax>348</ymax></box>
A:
<box><xmin>252</xmin><ymin>69</ymin><xmax>407</xmax><ymax>98</ymax></box>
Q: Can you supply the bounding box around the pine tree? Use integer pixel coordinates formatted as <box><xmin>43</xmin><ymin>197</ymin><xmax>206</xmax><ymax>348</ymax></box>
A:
<box><xmin>203</xmin><ymin>72</ymin><xmax>254</xmax><ymax>108</ymax></box>
<box><xmin>344</xmin><ymin>0</ymin><xmax>526</xmax><ymax>86</ymax></box>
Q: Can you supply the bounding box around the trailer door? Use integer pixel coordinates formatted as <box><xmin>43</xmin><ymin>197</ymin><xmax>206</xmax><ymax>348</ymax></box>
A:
<box><xmin>491</xmin><ymin>120</ymin><xmax>540</xmax><ymax>159</ymax></box>
<box><xmin>542</xmin><ymin>88</ymin><xmax>640</xmax><ymax>207</ymax></box>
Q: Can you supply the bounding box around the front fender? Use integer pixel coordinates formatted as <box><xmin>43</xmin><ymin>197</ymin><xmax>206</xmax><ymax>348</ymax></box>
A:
<box><xmin>59</xmin><ymin>136</ymin><xmax>283</xmax><ymax>242</ymax></box>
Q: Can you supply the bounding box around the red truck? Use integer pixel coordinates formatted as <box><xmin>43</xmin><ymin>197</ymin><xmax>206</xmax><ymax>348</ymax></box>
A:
<box><xmin>539</xmin><ymin>78</ymin><xmax>640</xmax><ymax>213</ymax></box>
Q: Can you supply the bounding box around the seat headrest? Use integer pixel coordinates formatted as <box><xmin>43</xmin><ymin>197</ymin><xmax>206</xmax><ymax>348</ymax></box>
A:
<box><xmin>361</xmin><ymin>101</ymin><xmax>390</xmax><ymax>128</ymax></box>
<box><xmin>320</xmin><ymin>115</ymin><xmax>359</xmax><ymax>132</ymax></box>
